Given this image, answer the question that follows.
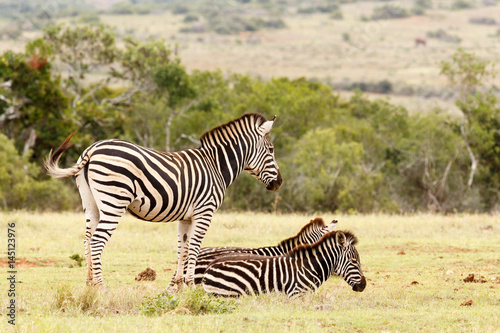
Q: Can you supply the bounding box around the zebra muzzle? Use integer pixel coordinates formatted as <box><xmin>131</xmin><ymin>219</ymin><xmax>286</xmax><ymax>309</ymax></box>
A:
<box><xmin>352</xmin><ymin>276</ymin><xmax>366</xmax><ymax>292</ymax></box>
<box><xmin>266</xmin><ymin>171</ymin><xmax>282</xmax><ymax>191</ymax></box>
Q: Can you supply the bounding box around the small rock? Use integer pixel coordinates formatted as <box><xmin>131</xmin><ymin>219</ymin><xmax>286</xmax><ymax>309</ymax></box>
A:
<box><xmin>411</xmin><ymin>281</ymin><xmax>419</xmax><ymax>285</ymax></box>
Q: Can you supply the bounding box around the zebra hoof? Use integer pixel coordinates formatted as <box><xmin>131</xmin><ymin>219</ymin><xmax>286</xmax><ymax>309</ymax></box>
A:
<box><xmin>177</xmin><ymin>281</ymin><xmax>189</xmax><ymax>292</ymax></box>
<box><xmin>90</xmin><ymin>281</ymin><xmax>109</xmax><ymax>293</ymax></box>
<box><xmin>164</xmin><ymin>285</ymin><xmax>179</xmax><ymax>294</ymax></box>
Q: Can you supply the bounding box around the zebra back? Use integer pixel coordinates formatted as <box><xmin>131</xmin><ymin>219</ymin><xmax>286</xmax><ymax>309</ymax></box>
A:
<box><xmin>191</xmin><ymin>217</ymin><xmax>337</xmax><ymax>283</ymax></box>
<box><xmin>202</xmin><ymin>230</ymin><xmax>366</xmax><ymax>297</ymax></box>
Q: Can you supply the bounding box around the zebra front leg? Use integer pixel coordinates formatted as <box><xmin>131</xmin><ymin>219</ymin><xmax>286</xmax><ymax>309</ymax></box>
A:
<box><xmin>184</xmin><ymin>214</ymin><xmax>213</xmax><ymax>286</ymax></box>
<box><xmin>169</xmin><ymin>219</ymin><xmax>191</xmax><ymax>291</ymax></box>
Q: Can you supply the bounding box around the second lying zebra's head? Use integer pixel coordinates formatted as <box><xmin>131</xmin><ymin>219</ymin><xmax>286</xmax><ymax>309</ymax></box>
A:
<box><xmin>289</xmin><ymin>230</ymin><xmax>366</xmax><ymax>293</ymax></box>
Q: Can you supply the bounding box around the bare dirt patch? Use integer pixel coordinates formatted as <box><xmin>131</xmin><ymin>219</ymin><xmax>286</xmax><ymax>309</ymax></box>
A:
<box><xmin>0</xmin><ymin>258</ymin><xmax>54</xmax><ymax>267</ymax></box>
<box><xmin>135</xmin><ymin>267</ymin><xmax>156</xmax><ymax>281</ymax></box>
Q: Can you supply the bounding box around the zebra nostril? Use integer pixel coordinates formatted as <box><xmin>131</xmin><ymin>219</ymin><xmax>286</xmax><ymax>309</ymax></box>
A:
<box><xmin>266</xmin><ymin>171</ymin><xmax>282</xmax><ymax>191</ymax></box>
<box><xmin>352</xmin><ymin>276</ymin><xmax>366</xmax><ymax>292</ymax></box>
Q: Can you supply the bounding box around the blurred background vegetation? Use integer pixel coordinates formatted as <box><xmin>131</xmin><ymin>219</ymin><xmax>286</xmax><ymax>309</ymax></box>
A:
<box><xmin>0</xmin><ymin>0</ymin><xmax>499</xmax><ymax>213</ymax></box>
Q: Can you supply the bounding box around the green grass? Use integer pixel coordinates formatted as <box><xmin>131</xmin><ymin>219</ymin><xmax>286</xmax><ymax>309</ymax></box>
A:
<box><xmin>1</xmin><ymin>211</ymin><xmax>499</xmax><ymax>332</ymax></box>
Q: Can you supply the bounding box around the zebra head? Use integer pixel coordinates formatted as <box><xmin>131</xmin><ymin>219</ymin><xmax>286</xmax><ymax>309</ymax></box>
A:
<box><xmin>244</xmin><ymin>115</ymin><xmax>282</xmax><ymax>191</ymax></box>
<box><xmin>334</xmin><ymin>231</ymin><xmax>366</xmax><ymax>292</ymax></box>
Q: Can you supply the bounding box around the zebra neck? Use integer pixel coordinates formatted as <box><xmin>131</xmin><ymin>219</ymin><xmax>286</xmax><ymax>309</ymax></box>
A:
<box><xmin>200</xmin><ymin>135</ymin><xmax>248</xmax><ymax>189</ymax></box>
<box><xmin>293</xmin><ymin>242</ymin><xmax>338</xmax><ymax>281</ymax></box>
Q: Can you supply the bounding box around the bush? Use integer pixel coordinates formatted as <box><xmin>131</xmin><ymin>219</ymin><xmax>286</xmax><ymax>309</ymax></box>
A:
<box><xmin>172</xmin><ymin>4</ymin><xmax>189</xmax><ymax>15</ymax></box>
<box><xmin>341</xmin><ymin>80</ymin><xmax>393</xmax><ymax>94</ymax></box>
<box><xmin>80</xmin><ymin>14</ymin><xmax>100</xmax><ymax>24</ymax></box>
<box><xmin>140</xmin><ymin>289</ymin><xmax>235</xmax><ymax>316</ymax></box>
<box><xmin>371</xmin><ymin>5</ymin><xmax>410</xmax><ymax>20</ymax></box>
<box><xmin>53</xmin><ymin>285</ymin><xmax>100</xmax><ymax>314</ymax></box>
<box><xmin>108</xmin><ymin>3</ymin><xmax>135</xmax><ymax>15</ymax></box>
<box><xmin>183</xmin><ymin>14</ymin><xmax>199</xmax><ymax>23</ymax></box>
<box><xmin>415</xmin><ymin>0</ymin><xmax>433</xmax><ymax>9</ymax></box>
<box><xmin>451</xmin><ymin>0</ymin><xmax>473</xmax><ymax>10</ymax></box>
<box><xmin>0</xmin><ymin>133</ymin><xmax>33</xmax><ymax>209</ymax></box>
<box><xmin>0</xmin><ymin>133</ymin><xmax>80</xmax><ymax>211</ymax></box>
<box><xmin>482</xmin><ymin>0</ymin><xmax>497</xmax><ymax>6</ymax></box>
<box><xmin>298</xmin><ymin>4</ymin><xmax>339</xmax><ymax>14</ymax></box>
<box><xmin>330</xmin><ymin>9</ymin><xmax>344</xmax><ymax>20</ymax></box>
<box><xmin>469</xmin><ymin>17</ymin><xmax>496</xmax><ymax>25</ymax></box>
<box><xmin>258</xmin><ymin>18</ymin><xmax>287</xmax><ymax>29</ymax></box>
<box><xmin>427</xmin><ymin>29</ymin><xmax>462</xmax><ymax>43</ymax></box>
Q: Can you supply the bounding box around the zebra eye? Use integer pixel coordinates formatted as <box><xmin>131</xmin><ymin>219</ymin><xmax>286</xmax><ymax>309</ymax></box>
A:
<box><xmin>269</xmin><ymin>147</ymin><xmax>274</xmax><ymax>154</ymax></box>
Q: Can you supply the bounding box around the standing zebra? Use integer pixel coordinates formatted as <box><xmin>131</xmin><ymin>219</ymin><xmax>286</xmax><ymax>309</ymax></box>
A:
<box><xmin>202</xmin><ymin>230</ymin><xmax>366</xmax><ymax>297</ymax></box>
<box><xmin>44</xmin><ymin>113</ymin><xmax>282</xmax><ymax>290</ymax></box>
<box><xmin>183</xmin><ymin>217</ymin><xmax>337</xmax><ymax>284</ymax></box>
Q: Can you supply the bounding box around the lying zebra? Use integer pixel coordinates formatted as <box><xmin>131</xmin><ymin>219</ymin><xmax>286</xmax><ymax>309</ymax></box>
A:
<box><xmin>202</xmin><ymin>230</ymin><xmax>366</xmax><ymax>297</ymax></box>
<box><xmin>174</xmin><ymin>217</ymin><xmax>337</xmax><ymax>285</ymax></box>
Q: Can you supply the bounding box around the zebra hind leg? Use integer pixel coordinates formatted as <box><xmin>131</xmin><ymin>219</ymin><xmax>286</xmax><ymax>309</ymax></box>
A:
<box><xmin>75</xmin><ymin>175</ymin><xmax>99</xmax><ymax>286</ymax></box>
<box><xmin>88</xmin><ymin>191</ymin><xmax>130</xmax><ymax>291</ymax></box>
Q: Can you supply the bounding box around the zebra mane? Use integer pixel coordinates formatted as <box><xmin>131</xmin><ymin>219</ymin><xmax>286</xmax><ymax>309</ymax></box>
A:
<box><xmin>287</xmin><ymin>230</ymin><xmax>358</xmax><ymax>256</ymax></box>
<box><xmin>277</xmin><ymin>217</ymin><xmax>326</xmax><ymax>247</ymax></box>
<box><xmin>199</xmin><ymin>113</ymin><xmax>268</xmax><ymax>145</ymax></box>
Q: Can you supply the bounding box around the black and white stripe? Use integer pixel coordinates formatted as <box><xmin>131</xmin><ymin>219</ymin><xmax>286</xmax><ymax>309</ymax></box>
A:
<box><xmin>202</xmin><ymin>230</ymin><xmax>366</xmax><ymax>297</ymax></box>
<box><xmin>45</xmin><ymin>113</ymin><xmax>282</xmax><ymax>289</ymax></box>
<box><xmin>183</xmin><ymin>217</ymin><xmax>337</xmax><ymax>284</ymax></box>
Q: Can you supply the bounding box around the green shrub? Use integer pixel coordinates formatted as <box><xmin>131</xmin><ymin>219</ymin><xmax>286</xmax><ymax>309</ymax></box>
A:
<box><xmin>0</xmin><ymin>133</ymin><xmax>80</xmax><ymax>211</ymax></box>
<box><xmin>371</xmin><ymin>5</ymin><xmax>409</xmax><ymax>20</ymax></box>
<box><xmin>53</xmin><ymin>285</ymin><xmax>100</xmax><ymax>314</ymax></box>
<box><xmin>298</xmin><ymin>3</ymin><xmax>339</xmax><ymax>14</ymax></box>
<box><xmin>427</xmin><ymin>29</ymin><xmax>462</xmax><ymax>43</ymax></box>
<box><xmin>80</xmin><ymin>14</ymin><xmax>101</xmax><ymax>23</ymax></box>
<box><xmin>330</xmin><ymin>9</ymin><xmax>344</xmax><ymax>20</ymax></box>
<box><xmin>183</xmin><ymin>14</ymin><xmax>199</xmax><ymax>23</ymax></box>
<box><xmin>344</xmin><ymin>80</ymin><xmax>393</xmax><ymax>94</ymax></box>
<box><xmin>451</xmin><ymin>0</ymin><xmax>473</xmax><ymax>10</ymax></box>
<box><xmin>0</xmin><ymin>133</ymin><xmax>36</xmax><ymax>209</ymax></box>
<box><xmin>172</xmin><ymin>4</ymin><xmax>189</xmax><ymax>15</ymax></box>
<box><xmin>140</xmin><ymin>289</ymin><xmax>235</xmax><ymax>316</ymax></box>
<box><xmin>108</xmin><ymin>3</ymin><xmax>135</xmax><ymax>15</ymax></box>
<box><xmin>469</xmin><ymin>17</ymin><xmax>496</xmax><ymax>25</ymax></box>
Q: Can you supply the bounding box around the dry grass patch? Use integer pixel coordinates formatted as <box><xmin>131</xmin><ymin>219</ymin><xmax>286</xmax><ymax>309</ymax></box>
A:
<box><xmin>1</xmin><ymin>211</ymin><xmax>498</xmax><ymax>332</ymax></box>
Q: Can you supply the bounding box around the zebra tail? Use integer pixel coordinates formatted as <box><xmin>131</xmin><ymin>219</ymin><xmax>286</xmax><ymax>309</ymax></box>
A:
<box><xmin>44</xmin><ymin>132</ymin><xmax>84</xmax><ymax>179</ymax></box>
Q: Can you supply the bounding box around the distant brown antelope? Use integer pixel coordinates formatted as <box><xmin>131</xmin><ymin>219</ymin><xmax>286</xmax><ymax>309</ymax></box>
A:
<box><xmin>415</xmin><ymin>38</ymin><xmax>427</xmax><ymax>47</ymax></box>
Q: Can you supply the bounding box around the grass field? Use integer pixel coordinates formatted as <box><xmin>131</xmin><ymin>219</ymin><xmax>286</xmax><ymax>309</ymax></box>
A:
<box><xmin>1</xmin><ymin>211</ymin><xmax>499</xmax><ymax>332</ymax></box>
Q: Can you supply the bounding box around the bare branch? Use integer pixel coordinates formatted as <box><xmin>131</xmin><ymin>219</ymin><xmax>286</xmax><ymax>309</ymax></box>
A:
<box><xmin>461</xmin><ymin>122</ymin><xmax>476</xmax><ymax>187</ymax></box>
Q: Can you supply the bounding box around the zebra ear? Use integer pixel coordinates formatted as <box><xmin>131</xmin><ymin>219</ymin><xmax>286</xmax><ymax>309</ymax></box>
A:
<box><xmin>257</xmin><ymin>115</ymin><xmax>276</xmax><ymax>136</ymax></box>
<box><xmin>336</xmin><ymin>231</ymin><xmax>347</xmax><ymax>247</ymax></box>
<box><xmin>327</xmin><ymin>219</ymin><xmax>338</xmax><ymax>232</ymax></box>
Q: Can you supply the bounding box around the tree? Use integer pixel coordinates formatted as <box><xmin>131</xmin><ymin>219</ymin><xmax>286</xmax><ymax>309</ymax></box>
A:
<box><xmin>0</xmin><ymin>50</ymin><xmax>73</xmax><ymax>163</ymax></box>
<box><xmin>441</xmin><ymin>49</ymin><xmax>499</xmax><ymax>208</ymax></box>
